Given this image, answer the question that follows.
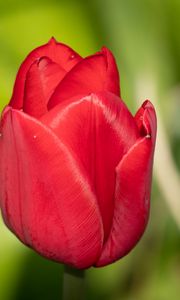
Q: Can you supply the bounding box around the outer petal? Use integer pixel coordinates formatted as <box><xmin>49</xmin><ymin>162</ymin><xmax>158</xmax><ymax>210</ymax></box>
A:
<box><xmin>48</xmin><ymin>47</ymin><xmax>120</xmax><ymax>109</ymax></box>
<box><xmin>10</xmin><ymin>38</ymin><xmax>82</xmax><ymax>109</ymax></box>
<box><xmin>0</xmin><ymin>107</ymin><xmax>103</xmax><ymax>269</ymax></box>
<box><xmin>41</xmin><ymin>92</ymin><xmax>139</xmax><ymax>240</ymax></box>
<box><xmin>95</xmin><ymin>101</ymin><xmax>157</xmax><ymax>267</ymax></box>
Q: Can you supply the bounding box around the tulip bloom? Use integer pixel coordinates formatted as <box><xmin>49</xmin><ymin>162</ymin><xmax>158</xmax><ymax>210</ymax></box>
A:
<box><xmin>0</xmin><ymin>38</ymin><xmax>156</xmax><ymax>269</ymax></box>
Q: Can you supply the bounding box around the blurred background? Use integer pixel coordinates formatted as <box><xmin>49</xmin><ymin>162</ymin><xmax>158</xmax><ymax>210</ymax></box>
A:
<box><xmin>0</xmin><ymin>0</ymin><xmax>180</xmax><ymax>299</ymax></box>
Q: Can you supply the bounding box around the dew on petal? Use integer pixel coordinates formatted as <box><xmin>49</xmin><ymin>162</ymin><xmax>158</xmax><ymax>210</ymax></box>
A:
<box><xmin>70</xmin><ymin>54</ymin><xmax>75</xmax><ymax>59</ymax></box>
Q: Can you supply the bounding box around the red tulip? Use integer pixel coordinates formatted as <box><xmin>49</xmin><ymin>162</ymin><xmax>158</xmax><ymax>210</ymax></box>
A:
<box><xmin>0</xmin><ymin>38</ymin><xmax>156</xmax><ymax>269</ymax></box>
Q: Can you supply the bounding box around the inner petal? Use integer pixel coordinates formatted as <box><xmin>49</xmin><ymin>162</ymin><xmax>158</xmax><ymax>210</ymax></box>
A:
<box><xmin>23</xmin><ymin>57</ymin><xmax>65</xmax><ymax>118</ymax></box>
<box><xmin>48</xmin><ymin>47</ymin><xmax>120</xmax><ymax>109</ymax></box>
<box><xmin>10</xmin><ymin>38</ymin><xmax>82</xmax><ymax>109</ymax></box>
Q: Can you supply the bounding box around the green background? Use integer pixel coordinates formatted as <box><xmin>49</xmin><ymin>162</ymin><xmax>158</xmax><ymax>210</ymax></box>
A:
<box><xmin>0</xmin><ymin>0</ymin><xmax>180</xmax><ymax>299</ymax></box>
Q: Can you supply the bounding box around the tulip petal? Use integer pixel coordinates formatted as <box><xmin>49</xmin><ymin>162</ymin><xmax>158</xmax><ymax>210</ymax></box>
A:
<box><xmin>135</xmin><ymin>100</ymin><xmax>156</xmax><ymax>141</ymax></box>
<box><xmin>0</xmin><ymin>107</ymin><xmax>25</xmax><ymax>238</ymax></box>
<box><xmin>48</xmin><ymin>47</ymin><xmax>120</xmax><ymax>109</ymax></box>
<box><xmin>0</xmin><ymin>107</ymin><xmax>103</xmax><ymax>269</ymax></box>
<box><xmin>96</xmin><ymin>101</ymin><xmax>156</xmax><ymax>267</ymax></box>
<box><xmin>101</xmin><ymin>47</ymin><xmax>120</xmax><ymax>96</ymax></box>
<box><xmin>10</xmin><ymin>38</ymin><xmax>82</xmax><ymax>109</ymax></box>
<box><xmin>23</xmin><ymin>57</ymin><xmax>66</xmax><ymax>118</ymax></box>
<box><xmin>41</xmin><ymin>92</ymin><xmax>139</xmax><ymax>240</ymax></box>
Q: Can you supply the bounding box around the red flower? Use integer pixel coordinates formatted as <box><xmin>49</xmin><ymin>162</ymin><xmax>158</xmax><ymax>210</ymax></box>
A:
<box><xmin>0</xmin><ymin>38</ymin><xmax>156</xmax><ymax>269</ymax></box>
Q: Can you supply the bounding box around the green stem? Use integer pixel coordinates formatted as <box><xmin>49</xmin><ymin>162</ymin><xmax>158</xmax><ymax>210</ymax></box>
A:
<box><xmin>62</xmin><ymin>265</ymin><xmax>85</xmax><ymax>300</ymax></box>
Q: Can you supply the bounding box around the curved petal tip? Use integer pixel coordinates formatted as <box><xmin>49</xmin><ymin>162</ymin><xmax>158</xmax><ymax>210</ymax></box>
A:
<box><xmin>135</xmin><ymin>100</ymin><xmax>157</xmax><ymax>141</ymax></box>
